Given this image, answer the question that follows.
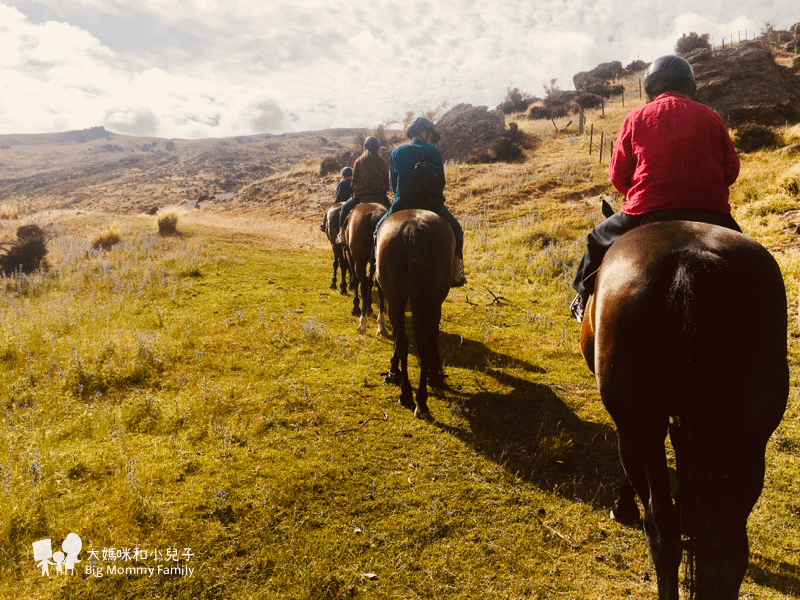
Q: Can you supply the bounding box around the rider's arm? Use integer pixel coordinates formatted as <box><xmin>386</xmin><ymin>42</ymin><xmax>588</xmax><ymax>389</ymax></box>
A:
<box><xmin>609</xmin><ymin>119</ymin><xmax>635</xmax><ymax>197</ymax></box>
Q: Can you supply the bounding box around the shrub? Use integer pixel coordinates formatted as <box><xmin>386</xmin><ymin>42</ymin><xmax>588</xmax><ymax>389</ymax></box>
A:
<box><xmin>498</xmin><ymin>87</ymin><xmax>537</xmax><ymax>114</ymax></box>
<box><xmin>0</xmin><ymin>224</ymin><xmax>48</xmax><ymax>274</ymax></box>
<box><xmin>675</xmin><ymin>32</ymin><xmax>711</xmax><ymax>54</ymax></box>
<box><xmin>91</xmin><ymin>225</ymin><xmax>121</xmax><ymax>250</ymax></box>
<box><xmin>157</xmin><ymin>210</ymin><xmax>180</xmax><ymax>235</ymax></box>
<box><xmin>467</xmin><ymin>137</ymin><xmax>523</xmax><ymax>164</ymax></box>
<box><xmin>782</xmin><ymin>176</ymin><xmax>799</xmax><ymax>197</ymax></box>
<box><xmin>735</xmin><ymin>123</ymin><xmax>781</xmax><ymax>153</ymax></box>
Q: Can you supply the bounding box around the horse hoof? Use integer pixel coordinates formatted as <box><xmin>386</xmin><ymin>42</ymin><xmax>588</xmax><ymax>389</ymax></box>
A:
<box><xmin>352</xmin><ymin>308</ymin><xmax>361</xmax><ymax>317</ymax></box>
<box><xmin>339</xmin><ymin>288</ymin><xmax>348</xmax><ymax>296</ymax></box>
<box><xmin>429</xmin><ymin>376</ymin><xmax>448</xmax><ymax>390</ymax></box>
<box><xmin>610</xmin><ymin>504</ymin><xmax>642</xmax><ymax>529</ymax></box>
<box><xmin>413</xmin><ymin>406</ymin><xmax>432</xmax><ymax>420</ymax></box>
<box><xmin>330</xmin><ymin>283</ymin><xmax>337</xmax><ymax>290</ymax></box>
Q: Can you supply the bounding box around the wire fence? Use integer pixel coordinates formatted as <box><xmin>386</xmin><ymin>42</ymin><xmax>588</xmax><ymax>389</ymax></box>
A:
<box><xmin>545</xmin><ymin>26</ymin><xmax>800</xmax><ymax>165</ymax></box>
<box><xmin>570</xmin><ymin>27</ymin><xmax>800</xmax><ymax>164</ymax></box>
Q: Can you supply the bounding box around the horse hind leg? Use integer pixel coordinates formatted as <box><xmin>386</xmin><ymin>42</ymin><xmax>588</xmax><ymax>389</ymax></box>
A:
<box><xmin>337</xmin><ymin>253</ymin><xmax>349</xmax><ymax>295</ymax></box>
<box><xmin>384</xmin><ymin>301</ymin><xmax>413</xmax><ymax>409</ymax></box>
<box><xmin>425</xmin><ymin>305</ymin><xmax>446</xmax><ymax>390</ymax></box>
<box><xmin>375</xmin><ymin>282</ymin><xmax>389</xmax><ymax>337</ymax></box>
<box><xmin>410</xmin><ymin>304</ymin><xmax>439</xmax><ymax>419</ymax></box>
<box><xmin>617</xmin><ymin>426</ymin><xmax>681</xmax><ymax>600</ymax></box>
<box><xmin>685</xmin><ymin>420</ymin><xmax>763</xmax><ymax>600</ymax></box>
<box><xmin>351</xmin><ymin>260</ymin><xmax>362</xmax><ymax>317</ymax></box>
<box><xmin>330</xmin><ymin>255</ymin><xmax>338</xmax><ymax>290</ymax></box>
<box><xmin>361</xmin><ymin>258</ymin><xmax>375</xmax><ymax>318</ymax></box>
<box><xmin>611</xmin><ymin>476</ymin><xmax>642</xmax><ymax>528</ymax></box>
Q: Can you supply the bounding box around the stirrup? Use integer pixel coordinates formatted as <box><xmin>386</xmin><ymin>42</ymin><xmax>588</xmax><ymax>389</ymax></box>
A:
<box><xmin>570</xmin><ymin>293</ymin><xmax>585</xmax><ymax>323</ymax></box>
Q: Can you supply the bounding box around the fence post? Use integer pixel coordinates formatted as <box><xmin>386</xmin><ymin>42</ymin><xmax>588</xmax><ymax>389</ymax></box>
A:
<box><xmin>578</xmin><ymin>108</ymin><xmax>585</xmax><ymax>135</ymax></box>
<box><xmin>589</xmin><ymin>124</ymin><xmax>594</xmax><ymax>155</ymax></box>
<box><xmin>599</xmin><ymin>131</ymin><xmax>604</xmax><ymax>164</ymax></box>
<box><xmin>639</xmin><ymin>78</ymin><xmax>642</xmax><ymax>99</ymax></box>
<box><xmin>622</xmin><ymin>86</ymin><xmax>625</xmax><ymax>108</ymax></box>
<box><xmin>601</xmin><ymin>96</ymin><xmax>605</xmax><ymax>117</ymax></box>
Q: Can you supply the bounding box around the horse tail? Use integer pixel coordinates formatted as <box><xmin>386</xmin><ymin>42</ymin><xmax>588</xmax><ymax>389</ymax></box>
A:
<box><xmin>663</xmin><ymin>247</ymin><xmax>728</xmax><ymax>366</ymax></box>
<box><xmin>663</xmin><ymin>247</ymin><xmax>731</xmax><ymax>600</ymax></box>
<box><xmin>404</xmin><ymin>221</ymin><xmax>443</xmax><ymax>373</ymax></box>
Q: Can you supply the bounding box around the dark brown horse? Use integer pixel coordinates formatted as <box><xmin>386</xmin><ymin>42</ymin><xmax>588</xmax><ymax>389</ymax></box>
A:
<box><xmin>344</xmin><ymin>202</ymin><xmax>387</xmax><ymax>335</ymax></box>
<box><xmin>580</xmin><ymin>220</ymin><xmax>788</xmax><ymax>600</ymax></box>
<box><xmin>376</xmin><ymin>209</ymin><xmax>454</xmax><ymax>418</ymax></box>
<box><xmin>322</xmin><ymin>202</ymin><xmax>349</xmax><ymax>295</ymax></box>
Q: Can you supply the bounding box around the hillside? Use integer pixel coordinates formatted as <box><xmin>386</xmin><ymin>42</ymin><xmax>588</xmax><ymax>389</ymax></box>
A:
<box><xmin>0</xmin><ymin>126</ymin><xmax>363</xmax><ymax>216</ymax></box>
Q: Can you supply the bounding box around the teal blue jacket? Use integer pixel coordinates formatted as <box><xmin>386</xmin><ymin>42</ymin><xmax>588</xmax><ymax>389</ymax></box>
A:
<box><xmin>389</xmin><ymin>140</ymin><xmax>446</xmax><ymax>207</ymax></box>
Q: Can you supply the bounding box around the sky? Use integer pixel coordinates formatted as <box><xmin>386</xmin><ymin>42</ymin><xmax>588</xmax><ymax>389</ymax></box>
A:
<box><xmin>0</xmin><ymin>1</ymin><xmax>797</xmax><ymax>139</ymax></box>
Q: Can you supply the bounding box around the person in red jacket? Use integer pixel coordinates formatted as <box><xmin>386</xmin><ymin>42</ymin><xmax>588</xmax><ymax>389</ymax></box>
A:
<box><xmin>570</xmin><ymin>55</ymin><xmax>741</xmax><ymax>321</ymax></box>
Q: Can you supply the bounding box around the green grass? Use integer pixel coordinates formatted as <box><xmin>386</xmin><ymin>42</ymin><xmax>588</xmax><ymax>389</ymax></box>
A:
<box><xmin>0</xmin><ymin>215</ymin><xmax>650</xmax><ymax>599</ymax></box>
<box><xmin>3</xmin><ymin>108</ymin><xmax>800</xmax><ymax>599</ymax></box>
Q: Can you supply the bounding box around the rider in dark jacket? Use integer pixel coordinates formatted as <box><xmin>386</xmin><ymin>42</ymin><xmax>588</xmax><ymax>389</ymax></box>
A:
<box><xmin>374</xmin><ymin>117</ymin><xmax>466</xmax><ymax>287</ymax></box>
<box><xmin>320</xmin><ymin>167</ymin><xmax>353</xmax><ymax>232</ymax></box>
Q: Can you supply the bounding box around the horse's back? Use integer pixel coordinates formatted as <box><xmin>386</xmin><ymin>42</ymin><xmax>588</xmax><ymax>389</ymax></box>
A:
<box><xmin>347</xmin><ymin>202</ymin><xmax>387</xmax><ymax>254</ymax></box>
<box><xmin>593</xmin><ymin>221</ymin><xmax>787</xmax><ymax>426</ymax></box>
<box><xmin>325</xmin><ymin>202</ymin><xmax>343</xmax><ymax>241</ymax></box>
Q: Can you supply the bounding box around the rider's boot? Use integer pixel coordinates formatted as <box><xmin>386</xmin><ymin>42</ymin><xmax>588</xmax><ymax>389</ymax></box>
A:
<box><xmin>451</xmin><ymin>257</ymin><xmax>467</xmax><ymax>288</ymax></box>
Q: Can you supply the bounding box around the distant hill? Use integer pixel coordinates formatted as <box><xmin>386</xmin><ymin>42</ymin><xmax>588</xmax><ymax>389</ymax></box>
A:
<box><xmin>0</xmin><ymin>126</ymin><xmax>113</xmax><ymax>147</ymax></box>
<box><xmin>0</xmin><ymin>127</ymin><xmax>365</xmax><ymax>215</ymax></box>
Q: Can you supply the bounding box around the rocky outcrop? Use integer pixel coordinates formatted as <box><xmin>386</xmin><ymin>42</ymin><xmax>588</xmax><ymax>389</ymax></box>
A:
<box><xmin>687</xmin><ymin>44</ymin><xmax>800</xmax><ymax>126</ymax></box>
<box><xmin>435</xmin><ymin>104</ymin><xmax>507</xmax><ymax>162</ymax></box>
<box><xmin>573</xmin><ymin>61</ymin><xmax>625</xmax><ymax>98</ymax></box>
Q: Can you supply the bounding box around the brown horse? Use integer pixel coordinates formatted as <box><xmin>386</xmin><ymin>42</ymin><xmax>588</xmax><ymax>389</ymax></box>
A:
<box><xmin>322</xmin><ymin>202</ymin><xmax>349</xmax><ymax>295</ymax></box>
<box><xmin>344</xmin><ymin>202</ymin><xmax>387</xmax><ymax>334</ymax></box>
<box><xmin>376</xmin><ymin>209</ymin><xmax>454</xmax><ymax>418</ymax></box>
<box><xmin>580</xmin><ymin>220</ymin><xmax>788</xmax><ymax>600</ymax></box>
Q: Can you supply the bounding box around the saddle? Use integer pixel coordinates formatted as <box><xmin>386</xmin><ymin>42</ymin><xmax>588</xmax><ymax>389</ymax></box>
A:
<box><xmin>340</xmin><ymin>193</ymin><xmax>389</xmax><ymax>233</ymax></box>
<box><xmin>639</xmin><ymin>207</ymin><xmax>741</xmax><ymax>229</ymax></box>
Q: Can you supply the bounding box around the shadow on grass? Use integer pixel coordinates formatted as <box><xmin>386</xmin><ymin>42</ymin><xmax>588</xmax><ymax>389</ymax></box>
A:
<box><xmin>434</xmin><ymin>332</ymin><xmax>625</xmax><ymax>511</ymax></box>
<box><xmin>748</xmin><ymin>554</ymin><xmax>800</xmax><ymax>597</ymax></box>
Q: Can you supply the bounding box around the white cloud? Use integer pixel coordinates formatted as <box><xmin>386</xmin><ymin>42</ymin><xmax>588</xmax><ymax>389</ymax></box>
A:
<box><xmin>2</xmin><ymin>0</ymin><xmax>798</xmax><ymax>138</ymax></box>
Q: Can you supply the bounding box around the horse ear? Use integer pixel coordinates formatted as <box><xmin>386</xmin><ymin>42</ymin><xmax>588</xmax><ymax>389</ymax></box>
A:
<box><xmin>601</xmin><ymin>199</ymin><xmax>615</xmax><ymax>218</ymax></box>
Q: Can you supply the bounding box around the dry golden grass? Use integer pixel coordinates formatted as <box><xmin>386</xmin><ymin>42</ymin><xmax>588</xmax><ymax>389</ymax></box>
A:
<box><xmin>0</xmin><ymin>203</ymin><xmax>19</xmax><ymax>220</ymax></box>
<box><xmin>783</xmin><ymin>124</ymin><xmax>800</xmax><ymax>145</ymax></box>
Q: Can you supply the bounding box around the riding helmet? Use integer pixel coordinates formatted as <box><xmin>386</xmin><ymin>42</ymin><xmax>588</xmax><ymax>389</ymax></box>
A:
<box><xmin>364</xmin><ymin>136</ymin><xmax>381</xmax><ymax>151</ymax></box>
<box><xmin>643</xmin><ymin>55</ymin><xmax>697</xmax><ymax>99</ymax></box>
<box><xmin>406</xmin><ymin>117</ymin><xmax>441</xmax><ymax>144</ymax></box>
<box><xmin>341</xmin><ymin>166</ymin><xmax>353</xmax><ymax>177</ymax></box>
